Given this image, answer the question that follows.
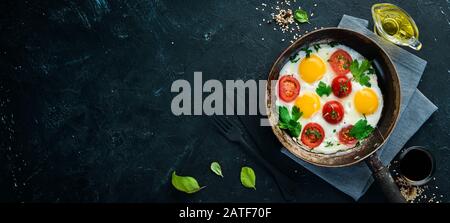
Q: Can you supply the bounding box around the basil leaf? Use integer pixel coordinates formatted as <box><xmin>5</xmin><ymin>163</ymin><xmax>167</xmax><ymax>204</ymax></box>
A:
<box><xmin>210</xmin><ymin>162</ymin><xmax>223</xmax><ymax>177</ymax></box>
<box><xmin>294</xmin><ymin>9</ymin><xmax>309</xmax><ymax>23</ymax></box>
<box><xmin>240</xmin><ymin>167</ymin><xmax>256</xmax><ymax>190</ymax></box>
<box><xmin>279</xmin><ymin>106</ymin><xmax>291</xmax><ymax>124</ymax></box>
<box><xmin>171</xmin><ymin>171</ymin><xmax>204</xmax><ymax>194</ymax></box>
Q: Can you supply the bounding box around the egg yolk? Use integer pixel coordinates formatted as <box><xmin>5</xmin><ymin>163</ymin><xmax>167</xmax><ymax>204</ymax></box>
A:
<box><xmin>295</xmin><ymin>92</ymin><xmax>321</xmax><ymax>118</ymax></box>
<box><xmin>354</xmin><ymin>88</ymin><xmax>379</xmax><ymax>115</ymax></box>
<box><xmin>298</xmin><ymin>54</ymin><xmax>326</xmax><ymax>84</ymax></box>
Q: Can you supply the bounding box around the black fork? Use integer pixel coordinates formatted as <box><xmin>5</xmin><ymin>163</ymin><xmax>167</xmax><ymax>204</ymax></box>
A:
<box><xmin>213</xmin><ymin>116</ymin><xmax>295</xmax><ymax>201</ymax></box>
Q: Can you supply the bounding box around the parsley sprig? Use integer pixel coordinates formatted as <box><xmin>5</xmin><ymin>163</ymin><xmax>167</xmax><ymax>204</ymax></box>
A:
<box><xmin>349</xmin><ymin>119</ymin><xmax>374</xmax><ymax>140</ymax></box>
<box><xmin>278</xmin><ymin>106</ymin><xmax>303</xmax><ymax>137</ymax></box>
<box><xmin>350</xmin><ymin>59</ymin><xmax>375</xmax><ymax>87</ymax></box>
<box><xmin>313</xmin><ymin>44</ymin><xmax>321</xmax><ymax>52</ymax></box>
<box><xmin>328</xmin><ymin>41</ymin><xmax>340</xmax><ymax>47</ymax></box>
<box><xmin>315</xmin><ymin>81</ymin><xmax>332</xmax><ymax>97</ymax></box>
<box><xmin>289</xmin><ymin>53</ymin><xmax>301</xmax><ymax>63</ymax></box>
<box><xmin>301</xmin><ymin>47</ymin><xmax>313</xmax><ymax>58</ymax></box>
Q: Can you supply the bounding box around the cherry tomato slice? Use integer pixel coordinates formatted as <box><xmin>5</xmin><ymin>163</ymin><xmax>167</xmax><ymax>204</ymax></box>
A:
<box><xmin>331</xmin><ymin>75</ymin><xmax>352</xmax><ymax>98</ymax></box>
<box><xmin>301</xmin><ymin>123</ymin><xmax>325</xmax><ymax>149</ymax></box>
<box><xmin>338</xmin><ymin>125</ymin><xmax>358</xmax><ymax>145</ymax></box>
<box><xmin>278</xmin><ymin>75</ymin><xmax>300</xmax><ymax>102</ymax></box>
<box><xmin>329</xmin><ymin>49</ymin><xmax>352</xmax><ymax>75</ymax></box>
<box><xmin>322</xmin><ymin>100</ymin><xmax>344</xmax><ymax>124</ymax></box>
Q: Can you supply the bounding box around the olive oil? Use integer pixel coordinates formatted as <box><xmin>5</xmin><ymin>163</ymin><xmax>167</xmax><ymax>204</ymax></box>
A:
<box><xmin>372</xmin><ymin>3</ymin><xmax>422</xmax><ymax>50</ymax></box>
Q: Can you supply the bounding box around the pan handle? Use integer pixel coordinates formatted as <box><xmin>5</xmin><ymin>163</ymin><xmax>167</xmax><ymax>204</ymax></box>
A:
<box><xmin>366</xmin><ymin>154</ymin><xmax>406</xmax><ymax>203</ymax></box>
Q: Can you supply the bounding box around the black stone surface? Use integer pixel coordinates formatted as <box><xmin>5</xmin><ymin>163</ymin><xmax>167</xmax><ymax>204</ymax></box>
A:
<box><xmin>0</xmin><ymin>0</ymin><xmax>449</xmax><ymax>202</ymax></box>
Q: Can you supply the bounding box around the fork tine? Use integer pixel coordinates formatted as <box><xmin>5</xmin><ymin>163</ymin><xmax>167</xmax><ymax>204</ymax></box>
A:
<box><xmin>212</xmin><ymin>116</ymin><xmax>227</xmax><ymax>133</ymax></box>
<box><xmin>216</xmin><ymin>116</ymin><xmax>231</xmax><ymax>132</ymax></box>
<box><xmin>219</xmin><ymin>116</ymin><xmax>233</xmax><ymax>129</ymax></box>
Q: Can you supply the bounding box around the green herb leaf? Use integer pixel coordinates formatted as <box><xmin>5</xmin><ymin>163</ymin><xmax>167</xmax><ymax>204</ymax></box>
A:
<box><xmin>328</xmin><ymin>41</ymin><xmax>340</xmax><ymax>47</ymax></box>
<box><xmin>306</xmin><ymin>128</ymin><xmax>322</xmax><ymax>139</ymax></box>
<box><xmin>289</xmin><ymin>53</ymin><xmax>300</xmax><ymax>63</ymax></box>
<box><xmin>240</xmin><ymin>167</ymin><xmax>256</xmax><ymax>190</ymax></box>
<box><xmin>313</xmin><ymin>44</ymin><xmax>321</xmax><ymax>52</ymax></box>
<box><xmin>294</xmin><ymin>9</ymin><xmax>309</xmax><ymax>23</ymax></box>
<box><xmin>349</xmin><ymin>119</ymin><xmax>375</xmax><ymax>140</ymax></box>
<box><xmin>291</xmin><ymin>106</ymin><xmax>302</xmax><ymax>121</ymax></box>
<box><xmin>279</xmin><ymin>106</ymin><xmax>291</xmax><ymax>124</ymax></box>
<box><xmin>171</xmin><ymin>171</ymin><xmax>204</xmax><ymax>194</ymax></box>
<box><xmin>278</xmin><ymin>122</ymin><xmax>289</xmax><ymax>129</ymax></box>
<box><xmin>350</xmin><ymin>59</ymin><xmax>373</xmax><ymax>87</ymax></box>
<box><xmin>210</xmin><ymin>162</ymin><xmax>223</xmax><ymax>177</ymax></box>
<box><xmin>315</xmin><ymin>81</ymin><xmax>332</xmax><ymax>97</ymax></box>
<box><xmin>278</xmin><ymin>106</ymin><xmax>302</xmax><ymax>137</ymax></box>
<box><xmin>301</xmin><ymin>47</ymin><xmax>313</xmax><ymax>58</ymax></box>
<box><xmin>288</xmin><ymin>119</ymin><xmax>302</xmax><ymax>137</ymax></box>
<box><xmin>325</xmin><ymin>141</ymin><xmax>333</xmax><ymax>147</ymax></box>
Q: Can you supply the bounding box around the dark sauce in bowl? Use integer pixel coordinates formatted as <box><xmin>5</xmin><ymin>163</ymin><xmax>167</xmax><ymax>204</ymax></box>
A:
<box><xmin>399</xmin><ymin>147</ymin><xmax>434</xmax><ymax>185</ymax></box>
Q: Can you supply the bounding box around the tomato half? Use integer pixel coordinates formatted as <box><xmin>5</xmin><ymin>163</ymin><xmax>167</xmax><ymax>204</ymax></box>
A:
<box><xmin>338</xmin><ymin>125</ymin><xmax>357</xmax><ymax>145</ymax></box>
<box><xmin>322</xmin><ymin>100</ymin><xmax>344</xmax><ymax>124</ymax></box>
<box><xmin>278</xmin><ymin>75</ymin><xmax>300</xmax><ymax>102</ymax></box>
<box><xmin>301</xmin><ymin>123</ymin><xmax>325</xmax><ymax>149</ymax></box>
<box><xmin>331</xmin><ymin>75</ymin><xmax>352</xmax><ymax>98</ymax></box>
<box><xmin>328</xmin><ymin>49</ymin><xmax>352</xmax><ymax>75</ymax></box>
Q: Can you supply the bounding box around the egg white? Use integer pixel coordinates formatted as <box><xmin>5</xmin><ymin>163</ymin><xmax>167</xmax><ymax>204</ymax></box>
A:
<box><xmin>275</xmin><ymin>44</ymin><xmax>384</xmax><ymax>154</ymax></box>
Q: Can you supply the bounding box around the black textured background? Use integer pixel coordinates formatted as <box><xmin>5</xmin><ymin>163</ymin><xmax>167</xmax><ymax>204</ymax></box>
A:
<box><xmin>0</xmin><ymin>0</ymin><xmax>449</xmax><ymax>202</ymax></box>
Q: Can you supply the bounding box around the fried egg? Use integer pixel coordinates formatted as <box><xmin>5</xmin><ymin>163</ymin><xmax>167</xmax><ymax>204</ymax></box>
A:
<box><xmin>275</xmin><ymin>43</ymin><xmax>383</xmax><ymax>154</ymax></box>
